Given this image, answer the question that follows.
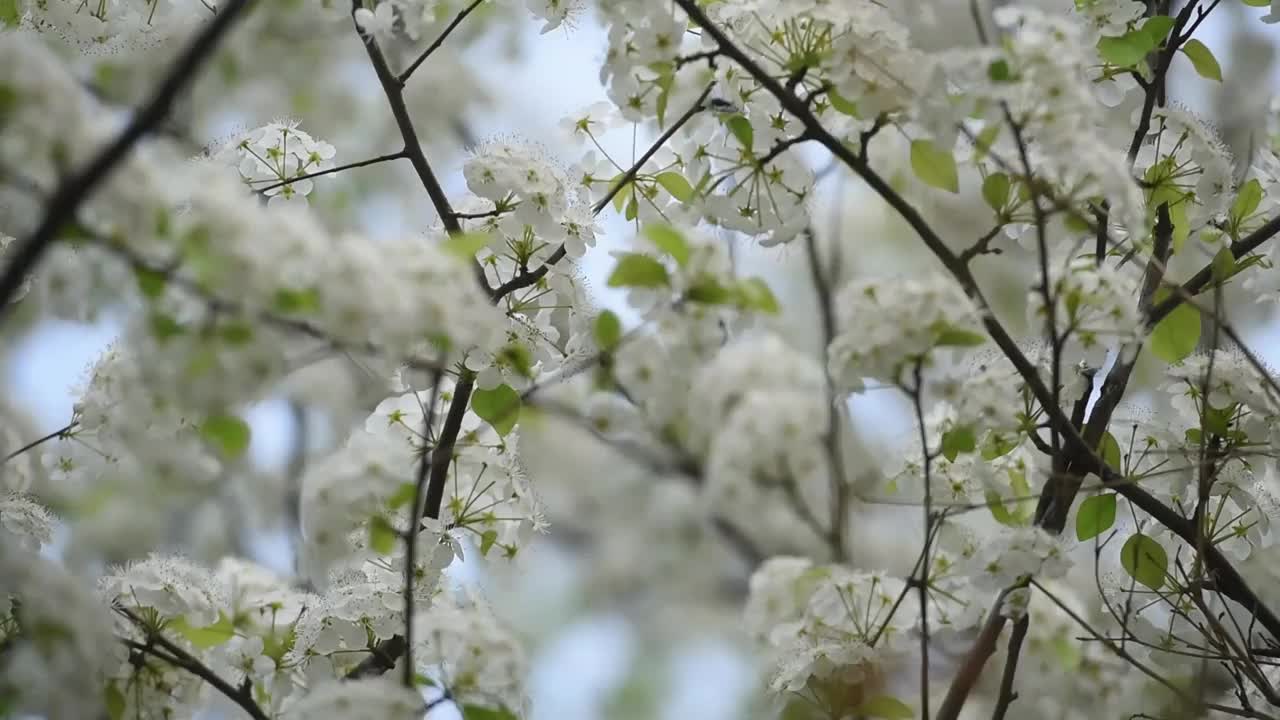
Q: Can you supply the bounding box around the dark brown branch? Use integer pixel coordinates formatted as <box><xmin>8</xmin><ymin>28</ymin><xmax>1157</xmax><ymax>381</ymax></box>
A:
<box><xmin>0</xmin><ymin>0</ymin><xmax>258</xmax><ymax>323</ymax></box>
<box><xmin>116</xmin><ymin>607</ymin><xmax>270</xmax><ymax>720</ymax></box>
<box><xmin>400</xmin><ymin>369</ymin><xmax>445</xmax><ymax>687</ymax></box>
<box><xmin>398</xmin><ymin>0</ymin><xmax>486</xmax><ymax>85</ymax></box>
<box><xmin>671</xmin><ymin>3</ymin><xmax>1280</xmax><ymax>715</ymax></box>
<box><xmin>351</xmin><ymin>1</ymin><xmax>489</xmax><ymax>293</ymax></box>
<box><xmin>255</xmin><ymin>150</ymin><xmax>406</xmax><ymax>194</ymax></box>
<box><xmin>4</xmin><ymin>422</ymin><xmax>78</xmax><ymax>462</ymax></box>
<box><xmin>991</xmin><ymin>616</ymin><xmax>1029</xmax><ymax>720</ymax></box>
<box><xmin>1149</xmin><ymin>213</ymin><xmax>1280</xmax><ymax>326</ymax></box>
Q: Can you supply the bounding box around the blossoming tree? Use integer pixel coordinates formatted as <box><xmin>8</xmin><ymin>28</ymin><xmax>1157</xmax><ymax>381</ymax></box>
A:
<box><xmin>4</xmin><ymin>0</ymin><xmax>1280</xmax><ymax>718</ymax></box>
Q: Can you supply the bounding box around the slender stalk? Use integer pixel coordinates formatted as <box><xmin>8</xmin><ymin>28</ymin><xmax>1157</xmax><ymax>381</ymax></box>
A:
<box><xmin>0</xmin><ymin>0</ymin><xmax>258</xmax><ymax>322</ymax></box>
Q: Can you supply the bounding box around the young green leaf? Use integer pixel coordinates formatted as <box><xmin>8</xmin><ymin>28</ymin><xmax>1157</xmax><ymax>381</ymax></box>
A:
<box><xmin>726</xmin><ymin>115</ymin><xmax>754</xmax><ymax>150</ymax></box>
<box><xmin>1180</xmin><ymin>39</ymin><xmax>1222</xmax><ymax>81</ymax></box>
<box><xmin>471</xmin><ymin>384</ymin><xmax>521</xmax><ymax>436</ymax></box>
<box><xmin>1098</xmin><ymin>431</ymin><xmax>1122</xmax><ymax>471</ymax></box>
<box><xmin>170</xmin><ymin>614</ymin><xmax>236</xmax><ymax>649</ymax></box>
<box><xmin>858</xmin><ymin>695</ymin><xmax>915</xmax><ymax>719</ymax></box>
<box><xmin>479</xmin><ymin>529</ymin><xmax>499</xmax><ymax>556</ymax></box>
<box><xmin>200</xmin><ymin>414</ymin><xmax>251</xmax><ymax>458</ymax></box>
<box><xmin>735</xmin><ymin>277</ymin><xmax>780</xmax><ymax>314</ymax></box>
<box><xmin>1120</xmin><ymin>533</ymin><xmax>1168</xmax><ymax>590</ymax></box>
<box><xmin>368</xmin><ymin>515</ymin><xmax>397</xmax><ymax>555</ymax></box>
<box><xmin>941</xmin><ymin>426</ymin><xmax>976</xmax><ymax>462</ymax></box>
<box><xmin>607</xmin><ymin>253</ymin><xmax>670</xmax><ymax>288</ymax></box>
<box><xmin>594</xmin><ymin>310</ymin><xmax>622</xmax><ymax>351</ymax></box>
<box><xmin>1076</xmin><ymin>493</ymin><xmax>1117</xmax><ymax>541</ymax></box>
<box><xmin>910</xmin><ymin>139</ymin><xmax>959</xmax><ymax>193</ymax></box>
<box><xmin>644</xmin><ymin>223</ymin><xmax>691</xmax><ymax>266</ymax></box>
<box><xmin>982</xmin><ymin>172</ymin><xmax>1010</xmax><ymax>213</ymax></box>
<box><xmin>655</xmin><ymin>172</ymin><xmax>695</xmax><ymax>203</ymax></box>
<box><xmin>441</xmin><ymin>231</ymin><xmax>492</xmax><ymax>259</ymax></box>
<box><xmin>1149</xmin><ymin>293</ymin><xmax>1201</xmax><ymax>363</ymax></box>
<box><xmin>461</xmin><ymin>705</ymin><xmax>519</xmax><ymax>720</ymax></box>
<box><xmin>1230</xmin><ymin>179</ymin><xmax>1263</xmax><ymax>226</ymax></box>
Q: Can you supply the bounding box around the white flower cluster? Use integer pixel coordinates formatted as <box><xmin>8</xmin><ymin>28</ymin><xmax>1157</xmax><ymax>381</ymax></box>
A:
<box><xmin>283</xmin><ymin>676</ymin><xmax>425</xmax><ymax>719</ymax></box>
<box><xmin>938</xmin><ymin>8</ymin><xmax>1146</xmax><ymax>239</ymax></box>
<box><xmin>962</xmin><ymin>526</ymin><xmax>1072</xmax><ymax>594</ymax></box>
<box><xmin>689</xmin><ymin>334</ymin><xmax>833</xmax><ymax>548</ymax></box>
<box><xmin>302</xmin><ymin>379</ymin><xmax>544</xmax><ymax>583</ymax></box>
<box><xmin>413</xmin><ymin>591</ymin><xmax>528</xmax><ymax>714</ymax></box>
<box><xmin>100</xmin><ymin>553</ymin><xmax>228</xmax><ymax>627</ymax></box>
<box><xmin>211</xmin><ymin>121</ymin><xmax>337</xmax><ymax>207</ymax></box>
<box><xmin>0</xmin><ymin>545</ymin><xmax>117</xmax><ymax>720</ymax></box>
<box><xmin>744</xmin><ymin>557</ymin><xmax>910</xmax><ymax>701</ymax></box>
<box><xmin>828</xmin><ymin>274</ymin><xmax>987</xmax><ymax>391</ymax></box>
<box><xmin>1029</xmin><ymin>254</ymin><xmax>1145</xmax><ymax>352</ymax></box>
<box><xmin>0</xmin><ymin>493</ymin><xmax>55</xmax><ymax>550</ymax></box>
<box><xmin>1136</xmin><ymin>107</ymin><xmax>1236</xmax><ymax>227</ymax></box>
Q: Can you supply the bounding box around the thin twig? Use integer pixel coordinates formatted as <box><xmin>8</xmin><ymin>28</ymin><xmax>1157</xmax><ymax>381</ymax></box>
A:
<box><xmin>397</xmin><ymin>0</ymin><xmax>486</xmax><ymax>85</ymax></box>
<box><xmin>0</xmin><ymin>0</ymin><xmax>258</xmax><ymax>322</ymax></box>
<box><xmin>255</xmin><ymin>150</ymin><xmax>406</xmax><ymax>194</ymax></box>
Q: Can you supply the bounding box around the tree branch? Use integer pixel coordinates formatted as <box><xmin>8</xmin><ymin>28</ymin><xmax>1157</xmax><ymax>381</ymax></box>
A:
<box><xmin>0</xmin><ymin>0</ymin><xmax>258</xmax><ymax>323</ymax></box>
<box><xmin>116</xmin><ymin>607</ymin><xmax>270</xmax><ymax>720</ymax></box>
<box><xmin>398</xmin><ymin>0</ymin><xmax>486</xmax><ymax>85</ymax></box>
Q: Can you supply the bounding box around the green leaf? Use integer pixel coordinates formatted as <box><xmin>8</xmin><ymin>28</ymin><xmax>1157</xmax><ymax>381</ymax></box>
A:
<box><xmin>686</xmin><ymin>276</ymin><xmax>733</xmax><ymax>304</ymax></box>
<box><xmin>1120</xmin><ymin>533</ymin><xmax>1168</xmax><ymax>590</ymax></box>
<box><xmin>986</xmin><ymin>489</ymin><xmax>1019</xmax><ymax>526</ymax></box>
<box><xmin>981</xmin><ymin>432</ymin><xmax>1019</xmax><ymax>460</ymax></box>
<box><xmin>441</xmin><ymin>231</ymin><xmax>491</xmax><ymax>259</ymax></box>
<box><xmin>594</xmin><ymin>310</ymin><xmax>622</xmax><ymax>351</ymax></box>
<box><xmin>982</xmin><ymin>173</ymin><xmax>1010</xmax><ymax>213</ymax></box>
<box><xmin>1180</xmin><ymin>39</ymin><xmax>1222</xmax><ymax>81</ymax></box>
<box><xmin>0</xmin><ymin>0</ymin><xmax>17</xmax><ymax>26</ymax></box>
<box><xmin>273</xmin><ymin>287</ymin><xmax>321</xmax><ymax>314</ymax></box>
<box><xmin>1149</xmin><ymin>291</ymin><xmax>1201</xmax><ymax>363</ymax></box>
<box><xmin>1243</xmin><ymin>0</ymin><xmax>1270</xmax><ymax>5</ymax></box>
<box><xmin>934</xmin><ymin>326</ymin><xmax>987</xmax><ymax>347</ymax></box>
<box><xmin>200</xmin><ymin>414</ymin><xmax>251</xmax><ymax>458</ymax></box>
<box><xmin>607</xmin><ymin>253</ymin><xmax>669</xmax><ymax>288</ymax></box>
<box><xmin>1099</xmin><ymin>431</ymin><xmax>1122</xmax><ymax>471</ymax></box>
<box><xmin>624</xmin><ymin>195</ymin><xmax>638</xmax><ymax>221</ymax></box>
<box><xmin>1076</xmin><ymin>493</ymin><xmax>1118</xmax><ymax>541</ymax></box>
<box><xmin>148</xmin><ymin>312</ymin><xmax>185</xmax><ymax>341</ymax></box>
<box><xmin>471</xmin><ymin>384</ymin><xmax>521</xmax><ymax>436</ymax></box>
<box><xmin>611</xmin><ymin>177</ymin><xmax>630</xmax><ymax>213</ymax></box>
<box><xmin>941</xmin><ymin>426</ymin><xmax>977</xmax><ymax>462</ymax></box>
<box><xmin>135</xmin><ymin>267</ymin><xmax>167</xmax><ymax>299</ymax></box>
<box><xmin>726</xmin><ymin>115</ymin><xmax>754</xmax><ymax>150</ymax></box>
<box><xmin>368</xmin><ymin>515</ymin><xmax>397</xmax><ymax>555</ymax></box>
<box><xmin>654</xmin><ymin>172</ymin><xmax>694</xmax><ymax>203</ymax></box>
<box><xmin>973</xmin><ymin>125</ymin><xmax>1000</xmax><ymax>160</ymax></box>
<box><xmin>479</xmin><ymin>529</ymin><xmax>499</xmax><ymax>556</ymax></box>
<box><xmin>828</xmin><ymin>90</ymin><xmax>858</xmax><ymax>116</ymax></box>
<box><xmin>1202</xmin><ymin>401</ymin><xmax>1236</xmax><ymax>437</ymax></box>
<box><xmin>105</xmin><ymin>684</ymin><xmax>126</xmax><ymax>720</ymax></box>
<box><xmin>987</xmin><ymin>58</ymin><xmax>1013</xmax><ymax>83</ymax></box>
<box><xmin>910</xmin><ymin>139</ymin><xmax>959</xmax><ymax>193</ymax></box>
<box><xmin>170</xmin><ymin>613</ymin><xmax>235</xmax><ymax>649</ymax></box>
<box><xmin>644</xmin><ymin>223</ymin><xmax>691</xmax><ymax>266</ymax></box>
<box><xmin>387</xmin><ymin>482</ymin><xmax>416</xmax><ymax>510</ymax></box>
<box><xmin>858</xmin><ymin>695</ymin><xmax>915</xmax><ymax>719</ymax></box>
<box><xmin>1141</xmin><ymin>15</ymin><xmax>1176</xmax><ymax>44</ymax></box>
<box><xmin>735</xmin><ymin>276</ymin><xmax>780</xmax><ymax>313</ymax></box>
<box><xmin>461</xmin><ymin>705</ymin><xmax>519</xmax><ymax>720</ymax></box>
<box><xmin>1212</xmin><ymin>246</ymin><xmax>1236</xmax><ymax>282</ymax></box>
<box><xmin>1097</xmin><ymin>21</ymin><xmax>1167</xmax><ymax>67</ymax></box>
<box><xmin>1231</xmin><ymin>179</ymin><xmax>1263</xmax><ymax>225</ymax></box>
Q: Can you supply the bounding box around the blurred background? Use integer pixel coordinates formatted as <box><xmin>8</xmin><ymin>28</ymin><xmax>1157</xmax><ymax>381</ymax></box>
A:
<box><xmin>7</xmin><ymin>1</ymin><xmax>1280</xmax><ymax>718</ymax></box>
